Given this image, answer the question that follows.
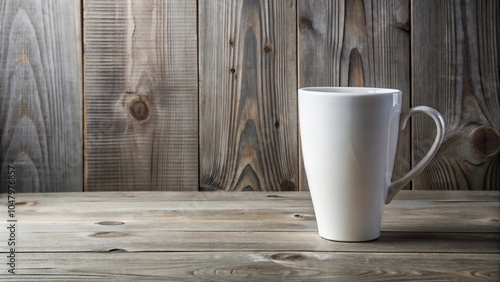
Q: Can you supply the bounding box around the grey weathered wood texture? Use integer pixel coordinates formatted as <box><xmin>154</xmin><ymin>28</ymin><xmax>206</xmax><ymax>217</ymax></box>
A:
<box><xmin>412</xmin><ymin>0</ymin><xmax>500</xmax><ymax>190</ymax></box>
<box><xmin>5</xmin><ymin>253</ymin><xmax>499</xmax><ymax>281</ymax></box>
<box><xmin>1</xmin><ymin>191</ymin><xmax>498</xmax><ymax>280</ymax></box>
<box><xmin>84</xmin><ymin>0</ymin><xmax>198</xmax><ymax>191</ymax></box>
<box><xmin>0</xmin><ymin>0</ymin><xmax>82</xmax><ymax>192</ymax></box>
<box><xmin>199</xmin><ymin>0</ymin><xmax>298</xmax><ymax>191</ymax></box>
<box><xmin>297</xmin><ymin>0</ymin><xmax>411</xmax><ymax>190</ymax></box>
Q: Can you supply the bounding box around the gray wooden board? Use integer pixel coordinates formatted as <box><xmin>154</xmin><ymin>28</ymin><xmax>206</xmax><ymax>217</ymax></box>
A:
<box><xmin>1</xmin><ymin>252</ymin><xmax>498</xmax><ymax>281</ymax></box>
<box><xmin>0</xmin><ymin>191</ymin><xmax>498</xmax><ymax>280</ymax></box>
<box><xmin>0</xmin><ymin>0</ymin><xmax>83</xmax><ymax>192</ymax></box>
<box><xmin>84</xmin><ymin>0</ymin><xmax>198</xmax><ymax>191</ymax></box>
<box><xmin>2</xmin><ymin>198</ymin><xmax>498</xmax><ymax>233</ymax></box>
<box><xmin>4</xmin><ymin>190</ymin><xmax>499</xmax><ymax>202</ymax></box>
<box><xmin>3</xmin><ymin>230</ymin><xmax>499</xmax><ymax>253</ymax></box>
<box><xmin>199</xmin><ymin>0</ymin><xmax>299</xmax><ymax>192</ymax></box>
<box><xmin>412</xmin><ymin>0</ymin><xmax>500</xmax><ymax>190</ymax></box>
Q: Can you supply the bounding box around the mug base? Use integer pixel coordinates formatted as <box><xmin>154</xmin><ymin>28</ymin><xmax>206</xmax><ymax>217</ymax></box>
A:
<box><xmin>318</xmin><ymin>234</ymin><xmax>380</xmax><ymax>243</ymax></box>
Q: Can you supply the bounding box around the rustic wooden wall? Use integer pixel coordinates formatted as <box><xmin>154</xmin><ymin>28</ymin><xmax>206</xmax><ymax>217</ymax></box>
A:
<box><xmin>412</xmin><ymin>0</ymin><xmax>499</xmax><ymax>190</ymax></box>
<box><xmin>0</xmin><ymin>0</ymin><xmax>498</xmax><ymax>192</ymax></box>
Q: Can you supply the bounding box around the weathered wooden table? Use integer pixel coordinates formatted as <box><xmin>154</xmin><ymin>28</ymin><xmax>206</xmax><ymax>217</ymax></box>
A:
<box><xmin>1</xmin><ymin>191</ymin><xmax>499</xmax><ymax>281</ymax></box>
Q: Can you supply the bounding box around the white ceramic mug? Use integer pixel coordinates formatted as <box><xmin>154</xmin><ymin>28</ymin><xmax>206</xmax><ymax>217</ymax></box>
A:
<box><xmin>299</xmin><ymin>87</ymin><xmax>445</xmax><ymax>242</ymax></box>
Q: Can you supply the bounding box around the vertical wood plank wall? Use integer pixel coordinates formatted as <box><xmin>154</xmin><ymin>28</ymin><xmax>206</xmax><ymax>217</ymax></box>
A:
<box><xmin>0</xmin><ymin>0</ymin><xmax>83</xmax><ymax>192</ymax></box>
<box><xmin>412</xmin><ymin>0</ymin><xmax>499</xmax><ymax>190</ymax></box>
<box><xmin>0</xmin><ymin>0</ymin><xmax>498</xmax><ymax>192</ymax></box>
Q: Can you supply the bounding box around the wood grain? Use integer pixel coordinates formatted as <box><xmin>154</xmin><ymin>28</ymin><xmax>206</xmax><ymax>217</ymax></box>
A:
<box><xmin>199</xmin><ymin>0</ymin><xmax>298</xmax><ymax>191</ymax></box>
<box><xmin>0</xmin><ymin>0</ymin><xmax>82</xmax><ymax>192</ymax></box>
<box><xmin>9</xmin><ymin>229</ymin><xmax>500</xmax><ymax>253</ymax></box>
<box><xmin>297</xmin><ymin>0</ymin><xmax>411</xmax><ymax>190</ymax></box>
<box><xmin>84</xmin><ymin>0</ymin><xmax>198</xmax><ymax>191</ymax></box>
<box><xmin>412</xmin><ymin>0</ymin><xmax>500</xmax><ymax>190</ymax></box>
<box><xmin>3</xmin><ymin>252</ymin><xmax>497</xmax><ymax>281</ymax></box>
<box><xmin>0</xmin><ymin>191</ymin><xmax>498</xmax><ymax>280</ymax></box>
<box><xmin>5</xmin><ymin>191</ymin><xmax>499</xmax><ymax>235</ymax></box>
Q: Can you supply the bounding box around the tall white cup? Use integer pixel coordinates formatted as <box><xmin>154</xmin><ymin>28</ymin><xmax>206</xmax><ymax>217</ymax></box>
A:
<box><xmin>299</xmin><ymin>87</ymin><xmax>445</xmax><ymax>242</ymax></box>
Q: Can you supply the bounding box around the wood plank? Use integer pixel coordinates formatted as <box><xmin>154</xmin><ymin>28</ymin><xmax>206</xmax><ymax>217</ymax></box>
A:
<box><xmin>8</xmin><ymin>229</ymin><xmax>499</xmax><ymax>253</ymax></box>
<box><xmin>4</xmin><ymin>191</ymin><xmax>500</xmax><ymax>233</ymax></box>
<box><xmin>199</xmin><ymin>0</ymin><xmax>299</xmax><ymax>191</ymax></box>
<box><xmin>2</xmin><ymin>252</ymin><xmax>499</xmax><ymax>281</ymax></box>
<box><xmin>2</xmin><ymin>190</ymin><xmax>498</xmax><ymax>202</ymax></box>
<box><xmin>3</xmin><ymin>192</ymin><xmax>499</xmax><ymax>233</ymax></box>
<box><xmin>1</xmin><ymin>191</ymin><xmax>497</xmax><ymax>279</ymax></box>
<box><xmin>412</xmin><ymin>0</ymin><xmax>500</xmax><ymax>190</ymax></box>
<box><xmin>84</xmin><ymin>0</ymin><xmax>198</xmax><ymax>191</ymax></box>
<box><xmin>0</xmin><ymin>0</ymin><xmax>82</xmax><ymax>192</ymax></box>
<box><xmin>297</xmin><ymin>0</ymin><xmax>411</xmax><ymax>190</ymax></box>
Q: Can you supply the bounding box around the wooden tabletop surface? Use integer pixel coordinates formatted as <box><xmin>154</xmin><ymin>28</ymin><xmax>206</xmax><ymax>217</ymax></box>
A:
<box><xmin>1</xmin><ymin>191</ymin><xmax>499</xmax><ymax>281</ymax></box>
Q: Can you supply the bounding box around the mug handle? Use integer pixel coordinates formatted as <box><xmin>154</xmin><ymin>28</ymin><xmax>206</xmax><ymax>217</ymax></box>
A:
<box><xmin>385</xmin><ymin>106</ymin><xmax>445</xmax><ymax>204</ymax></box>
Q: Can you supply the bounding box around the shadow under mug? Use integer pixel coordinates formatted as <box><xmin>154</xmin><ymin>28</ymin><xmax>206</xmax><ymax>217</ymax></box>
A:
<box><xmin>299</xmin><ymin>87</ymin><xmax>445</xmax><ymax>242</ymax></box>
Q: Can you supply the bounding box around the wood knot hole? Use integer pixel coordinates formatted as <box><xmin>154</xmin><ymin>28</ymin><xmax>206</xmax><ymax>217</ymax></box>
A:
<box><xmin>270</xmin><ymin>253</ymin><xmax>303</xmax><ymax>261</ymax></box>
<box><xmin>274</xmin><ymin>121</ymin><xmax>280</xmax><ymax>128</ymax></box>
<box><xmin>294</xmin><ymin>214</ymin><xmax>304</xmax><ymax>218</ymax></box>
<box><xmin>470</xmin><ymin>125</ymin><xmax>500</xmax><ymax>158</ymax></box>
<box><xmin>299</xmin><ymin>18</ymin><xmax>314</xmax><ymax>31</ymax></box>
<box><xmin>489</xmin><ymin>218</ymin><xmax>500</xmax><ymax>223</ymax></box>
<box><xmin>97</xmin><ymin>221</ymin><xmax>125</xmax><ymax>226</ymax></box>
<box><xmin>129</xmin><ymin>97</ymin><xmax>150</xmax><ymax>121</ymax></box>
<box><xmin>92</xmin><ymin>232</ymin><xmax>127</xmax><ymax>238</ymax></box>
<box><xmin>263</xmin><ymin>45</ymin><xmax>272</xmax><ymax>53</ymax></box>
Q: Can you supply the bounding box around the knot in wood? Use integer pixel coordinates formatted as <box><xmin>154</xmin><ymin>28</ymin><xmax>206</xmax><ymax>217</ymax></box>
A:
<box><xmin>129</xmin><ymin>97</ymin><xmax>150</xmax><ymax>121</ymax></box>
<box><xmin>263</xmin><ymin>45</ymin><xmax>272</xmax><ymax>53</ymax></box>
<box><xmin>299</xmin><ymin>17</ymin><xmax>314</xmax><ymax>31</ymax></box>
<box><xmin>470</xmin><ymin>125</ymin><xmax>500</xmax><ymax>158</ymax></box>
<box><xmin>270</xmin><ymin>253</ymin><xmax>303</xmax><ymax>261</ymax></box>
<box><xmin>97</xmin><ymin>221</ymin><xmax>125</xmax><ymax>226</ymax></box>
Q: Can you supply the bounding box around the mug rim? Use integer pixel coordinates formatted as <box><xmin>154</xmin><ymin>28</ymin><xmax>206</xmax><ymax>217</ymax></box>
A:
<box><xmin>299</xmin><ymin>87</ymin><xmax>401</xmax><ymax>96</ymax></box>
